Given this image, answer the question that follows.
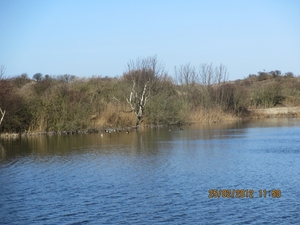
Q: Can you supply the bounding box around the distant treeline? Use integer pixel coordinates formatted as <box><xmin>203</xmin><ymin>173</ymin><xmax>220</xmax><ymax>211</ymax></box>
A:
<box><xmin>0</xmin><ymin>56</ymin><xmax>299</xmax><ymax>133</ymax></box>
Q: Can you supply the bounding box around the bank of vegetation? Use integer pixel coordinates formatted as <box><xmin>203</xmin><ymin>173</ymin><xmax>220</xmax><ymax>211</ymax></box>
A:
<box><xmin>0</xmin><ymin>56</ymin><xmax>299</xmax><ymax>134</ymax></box>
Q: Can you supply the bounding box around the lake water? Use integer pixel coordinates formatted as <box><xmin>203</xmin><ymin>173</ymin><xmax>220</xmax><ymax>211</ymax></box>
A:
<box><xmin>0</xmin><ymin>118</ymin><xmax>299</xmax><ymax>224</ymax></box>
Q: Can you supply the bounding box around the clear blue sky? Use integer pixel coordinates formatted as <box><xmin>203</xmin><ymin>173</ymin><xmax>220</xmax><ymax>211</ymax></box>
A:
<box><xmin>1</xmin><ymin>0</ymin><xmax>299</xmax><ymax>80</ymax></box>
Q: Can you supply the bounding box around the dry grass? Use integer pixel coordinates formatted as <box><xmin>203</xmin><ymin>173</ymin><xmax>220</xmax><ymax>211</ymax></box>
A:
<box><xmin>95</xmin><ymin>103</ymin><xmax>136</xmax><ymax>128</ymax></box>
<box><xmin>188</xmin><ymin>107</ymin><xmax>238</xmax><ymax>123</ymax></box>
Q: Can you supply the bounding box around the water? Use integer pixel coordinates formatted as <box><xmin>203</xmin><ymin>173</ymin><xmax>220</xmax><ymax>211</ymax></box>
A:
<box><xmin>0</xmin><ymin>118</ymin><xmax>299</xmax><ymax>224</ymax></box>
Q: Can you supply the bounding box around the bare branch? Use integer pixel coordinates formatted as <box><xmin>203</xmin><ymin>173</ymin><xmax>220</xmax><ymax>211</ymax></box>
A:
<box><xmin>126</xmin><ymin>81</ymin><xmax>137</xmax><ymax>113</ymax></box>
<box><xmin>0</xmin><ymin>108</ymin><xmax>5</xmax><ymax>126</ymax></box>
<box><xmin>113</xmin><ymin>95</ymin><xmax>120</xmax><ymax>102</ymax></box>
<box><xmin>0</xmin><ymin>65</ymin><xmax>6</xmax><ymax>79</ymax></box>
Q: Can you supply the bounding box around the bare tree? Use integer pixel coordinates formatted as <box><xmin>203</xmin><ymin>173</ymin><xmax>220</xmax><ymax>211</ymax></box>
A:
<box><xmin>214</xmin><ymin>64</ymin><xmax>228</xmax><ymax>85</ymax></box>
<box><xmin>123</xmin><ymin>55</ymin><xmax>164</xmax><ymax>92</ymax></box>
<box><xmin>175</xmin><ymin>63</ymin><xmax>197</xmax><ymax>104</ymax></box>
<box><xmin>123</xmin><ymin>55</ymin><xmax>164</xmax><ymax>127</ymax></box>
<box><xmin>198</xmin><ymin>63</ymin><xmax>214</xmax><ymax>86</ymax></box>
<box><xmin>126</xmin><ymin>81</ymin><xmax>149</xmax><ymax>126</ymax></box>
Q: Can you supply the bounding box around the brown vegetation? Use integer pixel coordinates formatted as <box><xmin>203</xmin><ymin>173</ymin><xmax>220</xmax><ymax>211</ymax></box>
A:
<box><xmin>0</xmin><ymin>58</ymin><xmax>299</xmax><ymax>135</ymax></box>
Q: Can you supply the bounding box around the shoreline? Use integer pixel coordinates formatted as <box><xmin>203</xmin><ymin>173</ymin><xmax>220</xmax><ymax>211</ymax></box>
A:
<box><xmin>1</xmin><ymin>107</ymin><xmax>299</xmax><ymax>139</ymax></box>
<box><xmin>249</xmin><ymin>106</ymin><xmax>300</xmax><ymax>118</ymax></box>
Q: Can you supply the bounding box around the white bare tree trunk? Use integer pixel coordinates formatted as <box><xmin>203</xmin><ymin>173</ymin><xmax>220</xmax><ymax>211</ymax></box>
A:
<box><xmin>126</xmin><ymin>81</ymin><xmax>149</xmax><ymax>127</ymax></box>
<box><xmin>0</xmin><ymin>108</ymin><xmax>5</xmax><ymax>126</ymax></box>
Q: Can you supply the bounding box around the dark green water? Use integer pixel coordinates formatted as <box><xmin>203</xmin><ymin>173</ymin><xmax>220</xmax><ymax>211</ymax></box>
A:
<box><xmin>1</xmin><ymin>118</ymin><xmax>299</xmax><ymax>224</ymax></box>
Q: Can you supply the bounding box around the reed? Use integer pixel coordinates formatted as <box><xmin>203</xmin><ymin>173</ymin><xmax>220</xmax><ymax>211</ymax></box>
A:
<box><xmin>188</xmin><ymin>108</ymin><xmax>238</xmax><ymax>123</ymax></box>
<box><xmin>95</xmin><ymin>103</ymin><xmax>136</xmax><ymax>128</ymax></box>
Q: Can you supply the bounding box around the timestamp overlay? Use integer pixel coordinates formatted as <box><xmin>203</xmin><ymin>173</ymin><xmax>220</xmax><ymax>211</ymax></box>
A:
<box><xmin>208</xmin><ymin>189</ymin><xmax>281</xmax><ymax>198</ymax></box>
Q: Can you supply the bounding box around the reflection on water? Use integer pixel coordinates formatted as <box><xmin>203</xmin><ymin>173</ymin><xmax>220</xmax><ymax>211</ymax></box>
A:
<box><xmin>2</xmin><ymin>118</ymin><xmax>298</xmax><ymax>161</ymax></box>
<box><xmin>0</xmin><ymin>120</ymin><xmax>249</xmax><ymax>160</ymax></box>
<box><xmin>0</xmin><ymin>118</ymin><xmax>300</xmax><ymax>224</ymax></box>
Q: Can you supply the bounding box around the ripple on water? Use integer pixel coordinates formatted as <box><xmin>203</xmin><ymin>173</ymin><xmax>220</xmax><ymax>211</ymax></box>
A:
<box><xmin>1</xmin><ymin>119</ymin><xmax>300</xmax><ymax>224</ymax></box>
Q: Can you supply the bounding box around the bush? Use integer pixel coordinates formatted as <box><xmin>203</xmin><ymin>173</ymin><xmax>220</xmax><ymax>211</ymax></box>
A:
<box><xmin>0</xmin><ymin>80</ymin><xmax>32</xmax><ymax>132</ymax></box>
<box><xmin>1</xmin><ymin>59</ymin><xmax>299</xmax><ymax>133</ymax></box>
<box><xmin>250</xmin><ymin>82</ymin><xmax>282</xmax><ymax>108</ymax></box>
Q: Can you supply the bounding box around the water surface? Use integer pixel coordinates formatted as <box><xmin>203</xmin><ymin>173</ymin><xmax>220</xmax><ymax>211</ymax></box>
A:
<box><xmin>1</xmin><ymin>118</ymin><xmax>299</xmax><ymax>224</ymax></box>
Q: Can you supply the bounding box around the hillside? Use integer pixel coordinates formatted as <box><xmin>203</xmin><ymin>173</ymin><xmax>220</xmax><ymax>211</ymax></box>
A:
<box><xmin>0</xmin><ymin>58</ymin><xmax>299</xmax><ymax>134</ymax></box>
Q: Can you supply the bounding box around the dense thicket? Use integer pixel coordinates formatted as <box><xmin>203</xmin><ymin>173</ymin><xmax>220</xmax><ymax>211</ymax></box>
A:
<box><xmin>0</xmin><ymin>58</ymin><xmax>299</xmax><ymax>133</ymax></box>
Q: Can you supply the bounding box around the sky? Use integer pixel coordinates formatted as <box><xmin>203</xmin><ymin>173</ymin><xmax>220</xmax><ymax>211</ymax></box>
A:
<box><xmin>0</xmin><ymin>0</ymin><xmax>299</xmax><ymax>81</ymax></box>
